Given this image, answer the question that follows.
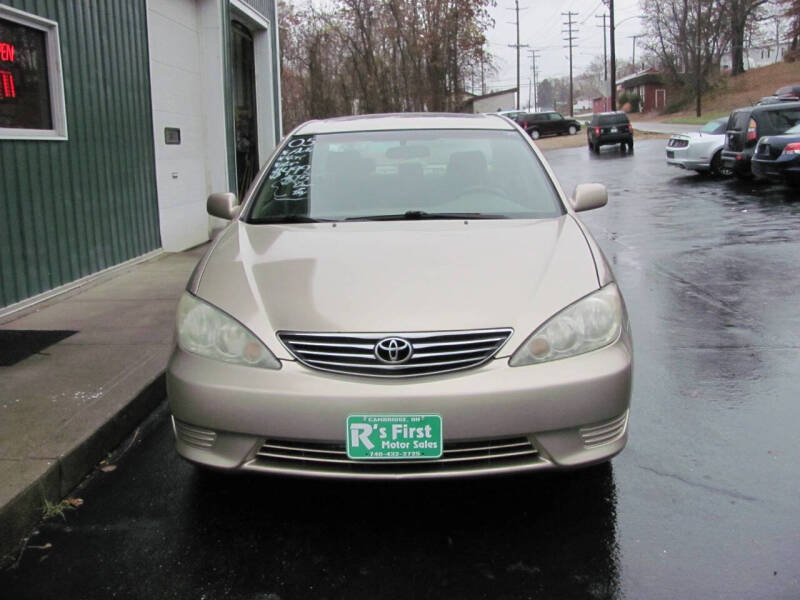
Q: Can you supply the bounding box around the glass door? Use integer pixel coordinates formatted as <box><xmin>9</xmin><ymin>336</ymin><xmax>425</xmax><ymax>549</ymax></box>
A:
<box><xmin>231</xmin><ymin>20</ymin><xmax>259</xmax><ymax>198</ymax></box>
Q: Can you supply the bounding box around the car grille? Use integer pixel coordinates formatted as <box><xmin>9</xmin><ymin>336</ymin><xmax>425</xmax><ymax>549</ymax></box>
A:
<box><xmin>277</xmin><ymin>329</ymin><xmax>513</xmax><ymax>378</ymax></box>
<box><xmin>251</xmin><ymin>436</ymin><xmax>540</xmax><ymax>475</ymax></box>
<box><xmin>667</xmin><ymin>138</ymin><xmax>689</xmax><ymax>148</ymax></box>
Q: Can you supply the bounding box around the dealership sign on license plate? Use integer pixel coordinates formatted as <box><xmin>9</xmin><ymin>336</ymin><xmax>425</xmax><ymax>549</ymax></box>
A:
<box><xmin>346</xmin><ymin>415</ymin><xmax>443</xmax><ymax>459</ymax></box>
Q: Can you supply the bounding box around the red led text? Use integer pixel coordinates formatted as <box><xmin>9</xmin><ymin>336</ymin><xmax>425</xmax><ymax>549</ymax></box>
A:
<box><xmin>0</xmin><ymin>42</ymin><xmax>14</xmax><ymax>62</ymax></box>
<box><xmin>0</xmin><ymin>70</ymin><xmax>15</xmax><ymax>99</ymax></box>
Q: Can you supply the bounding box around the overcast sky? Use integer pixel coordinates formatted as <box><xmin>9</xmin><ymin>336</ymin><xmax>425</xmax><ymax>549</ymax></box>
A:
<box><xmin>484</xmin><ymin>0</ymin><xmax>645</xmax><ymax>94</ymax></box>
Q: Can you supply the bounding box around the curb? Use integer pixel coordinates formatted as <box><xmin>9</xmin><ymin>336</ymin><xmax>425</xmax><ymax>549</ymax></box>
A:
<box><xmin>0</xmin><ymin>373</ymin><xmax>166</xmax><ymax>564</ymax></box>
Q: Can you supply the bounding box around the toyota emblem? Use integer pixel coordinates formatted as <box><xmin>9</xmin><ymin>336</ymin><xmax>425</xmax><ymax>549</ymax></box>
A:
<box><xmin>374</xmin><ymin>337</ymin><xmax>413</xmax><ymax>364</ymax></box>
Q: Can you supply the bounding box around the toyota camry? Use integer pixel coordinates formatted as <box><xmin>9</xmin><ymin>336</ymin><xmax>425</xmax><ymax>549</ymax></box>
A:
<box><xmin>167</xmin><ymin>113</ymin><xmax>633</xmax><ymax>479</ymax></box>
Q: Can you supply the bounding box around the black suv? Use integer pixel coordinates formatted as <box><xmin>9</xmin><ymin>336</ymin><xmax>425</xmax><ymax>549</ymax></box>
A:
<box><xmin>721</xmin><ymin>101</ymin><xmax>800</xmax><ymax>178</ymax></box>
<box><xmin>587</xmin><ymin>112</ymin><xmax>634</xmax><ymax>153</ymax></box>
<box><xmin>516</xmin><ymin>112</ymin><xmax>581</xmax><ymax>139</ymax></box>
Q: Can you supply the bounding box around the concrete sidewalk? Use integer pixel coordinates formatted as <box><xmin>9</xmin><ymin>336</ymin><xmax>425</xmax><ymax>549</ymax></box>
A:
<box><xmin>0</xmin><ymin>247</ymin><xmax>203</xmax><ymax>562</ymax></box>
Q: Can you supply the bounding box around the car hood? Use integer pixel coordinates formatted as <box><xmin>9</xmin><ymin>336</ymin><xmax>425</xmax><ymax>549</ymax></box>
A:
<box><xmin>194</xmin><ymin>216</ymin><xmax>601</xmax><ymax>359</ymax></box>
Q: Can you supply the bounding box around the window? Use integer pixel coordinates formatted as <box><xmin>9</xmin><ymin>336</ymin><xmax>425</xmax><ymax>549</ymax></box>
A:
<box><xmin>0</xmin><ymin>6</ymin><xmax>66</xmax><ymax>140</ymax></box>
<box><xmin>762</xmin><ymin>109</ymin><xmax>800</xmax><ymax>134</ymax></box>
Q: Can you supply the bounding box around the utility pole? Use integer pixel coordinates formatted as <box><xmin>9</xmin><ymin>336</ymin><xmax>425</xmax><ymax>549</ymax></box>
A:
<box><xmin>562</xmin><ymin>11</ymin><xmax>579</xmax><ymax>117</ymax></box>
<box><xmin>775</xmin><ymin>16</ymin><xmax>781</xmax><ymax>64</ymax></box>
<box><xmin>480</xmin><ymin>46</ymin><xmax>486</xmax><ymax>95</ymax></box>
<box><xmin>628</xmin><ymin>34</ymin><xmax>641</xmax><ymax>66</ymax></box>
<box><xmin>596</xmin><ymin>13</ymin><xmax>608</xmax><ymax>81</ymax></box>
<box><xmin>507</xmin><ymin>1</ymin><xmax>529</xmax><ymax>110</ymax></box>
<box><xmin>605</xmin><ymin>0</ymin><xmax>617</xmax><ymax>111</ymax></box>
<box><xmin>527</xmin><ymin>48</ymin><xmax>540</xmax><ymax>111</ymax></box>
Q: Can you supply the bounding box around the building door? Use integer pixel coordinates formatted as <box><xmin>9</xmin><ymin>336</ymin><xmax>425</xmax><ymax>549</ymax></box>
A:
<box><xmin>231</xmin><ymin>21</ymin><xmax>259</xmax><ymax>198</ymax></box>
<box><xmin>655</xmin><ymin>88</ymin><xmax>666</xmax><ymax>111</ymax></box>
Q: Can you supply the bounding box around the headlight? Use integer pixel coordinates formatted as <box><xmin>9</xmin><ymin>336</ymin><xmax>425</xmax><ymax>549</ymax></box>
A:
<box><xmin>176</xmin><ymin>293</ymin><xmax>280</xmax><ymax>369</ymax></box>
<box><xmin>510</xmin><ymin>284</ymin><xmax>623</xmax><ymax>366</ymax></box>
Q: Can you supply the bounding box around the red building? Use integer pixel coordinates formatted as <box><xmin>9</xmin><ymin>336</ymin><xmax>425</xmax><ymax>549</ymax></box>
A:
<box><xmin>592</xmin><ymin>70</ymin><xmax>668</xmax><ymax>114</ymax></box>
<box><xmin>616</xmin><ymin>69</ymin><xmax>667</xmax><ymax>113</ymax></box>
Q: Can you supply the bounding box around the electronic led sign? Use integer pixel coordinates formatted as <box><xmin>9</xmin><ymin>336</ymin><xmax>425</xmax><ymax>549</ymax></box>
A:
<box><xmin>0</xmin><ymin>17</ymin><xmax>52</xmax><ymax>129</ymax></box>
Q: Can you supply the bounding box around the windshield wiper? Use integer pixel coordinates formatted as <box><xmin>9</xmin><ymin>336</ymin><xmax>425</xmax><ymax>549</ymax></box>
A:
<box><xmin>249</xmin><ymin>215</ymin><xmax>329</xmax><ymax>224</ymax></box>
<box><xmin>345</xmin><ymin>211</ymin><xmax>508</xmax><ymax>221</ymax></box>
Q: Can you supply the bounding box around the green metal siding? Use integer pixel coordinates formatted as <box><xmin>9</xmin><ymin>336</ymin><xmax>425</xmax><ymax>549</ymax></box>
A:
<box><xmin>0</xmin><ymin>0</ymin><xmax>159</xmax><ymax>308</ymax></box>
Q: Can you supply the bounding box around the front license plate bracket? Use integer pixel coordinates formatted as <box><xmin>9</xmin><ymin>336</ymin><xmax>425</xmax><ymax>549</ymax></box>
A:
<box><xmin>346</xmin><ymin>415</ymin><xmax>443</xmax><ymax>460</ymax></box>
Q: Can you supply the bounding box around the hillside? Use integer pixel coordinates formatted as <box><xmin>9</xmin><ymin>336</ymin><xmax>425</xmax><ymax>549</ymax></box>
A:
<box><xmin>643</xmin><ymin>61</ymin><xmax>800</xmax><ymax>123</ymax></box>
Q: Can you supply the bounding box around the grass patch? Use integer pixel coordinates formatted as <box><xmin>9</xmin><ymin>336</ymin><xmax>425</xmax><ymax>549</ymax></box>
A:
<box><xmin>664</xmin><ymin>111</ymin><xmax>731</xmax><ymax>125</ymax></box>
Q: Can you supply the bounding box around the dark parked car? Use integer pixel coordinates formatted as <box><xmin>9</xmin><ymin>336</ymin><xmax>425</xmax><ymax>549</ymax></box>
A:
<box><xmin>721</xmin><ymin>101</ymin><xmax>800</xmax><ymax>178</ymax></box>
<box><xmin>751</xmin><ymin>123</ymin><xmax>800</xmax><ymax>187</ymax></box>
<box><xmin>587</xmin><ymin>112</ymin><xmax>634</xmax><ymax>153</ymax></box>
<box><xmin>756</xmin><ymin>84</ymin><xmax>800</xmax><ymax>105</ymax></box>
<box><xmin>516</xmin><ymin>112</ymin><xmax>581</xmax><ymax>139</ymax></box>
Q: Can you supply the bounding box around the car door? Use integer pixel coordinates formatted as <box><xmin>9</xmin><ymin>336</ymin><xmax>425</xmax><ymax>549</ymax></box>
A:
<box><xmin>548</xmin><ymin>113</ymin><xmax>565</xmax><ymax>135</ymax></box>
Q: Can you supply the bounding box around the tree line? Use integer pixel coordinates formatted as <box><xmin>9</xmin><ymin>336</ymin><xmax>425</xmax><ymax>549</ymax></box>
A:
<box><xmin>641</xmin><ymin>0</ymin><xmax>800</xmax><ymax>115</ymax></box>
<box><xmin>278</xmin><ymin>0</ymin><xmax>495</xmax><ymax>132</ymax></box>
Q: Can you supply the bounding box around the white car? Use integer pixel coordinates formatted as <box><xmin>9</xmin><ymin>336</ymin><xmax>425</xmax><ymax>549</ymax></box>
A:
<box><xmin>666</xmin><ymin>117</ymin><xmax>732</xmax><ymax>175</ymax></box>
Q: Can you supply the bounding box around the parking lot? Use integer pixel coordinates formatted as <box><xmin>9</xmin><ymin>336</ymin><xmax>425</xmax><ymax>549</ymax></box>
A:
<box><xmin>2</xmin><ymin>138</ymin><xmax>799</xmax><ymax>600</ymax></box>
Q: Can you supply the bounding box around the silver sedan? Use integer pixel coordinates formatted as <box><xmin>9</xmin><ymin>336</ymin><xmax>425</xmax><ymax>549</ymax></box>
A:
<box><xmin>666</xmin><ymin>117</ymin><xmax>732</xmax><ymax>175</ymax></box>
<box><xmin>167</xmin><ymin>113</ymin><xmax>633</xmax><ymax>479</ymax></box>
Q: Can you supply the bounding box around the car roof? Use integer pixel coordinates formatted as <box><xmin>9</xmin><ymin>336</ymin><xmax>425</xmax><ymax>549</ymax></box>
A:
<box><xmin>294</xmin><ymin>113</ymin><xmax>517</xmax><ymax>135</ymax></box>
<box><xmin>734</xmin><ymin>100</ymin><xmax>800</xmax><ymax>114</ymax></box>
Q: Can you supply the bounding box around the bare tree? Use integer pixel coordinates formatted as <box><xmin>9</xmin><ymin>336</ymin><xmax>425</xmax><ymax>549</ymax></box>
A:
<box><xmin>779</xmin><ymin>0</ymin><xmax>800</xmax><ymax>50</ymax></box>
<box><xmin>278</xmin><ymin>0</ymin><xmax>495</xmax><ymax>131</ymax></box>
<box><xmin>641</xmin><ymin>0</ymin><xmax>728</xmax><ymax>116</ymax></box>
<box><xmin>729</xmin><ymin>0</ymin><xmax>770</xmax><ymax>75</ymax></box>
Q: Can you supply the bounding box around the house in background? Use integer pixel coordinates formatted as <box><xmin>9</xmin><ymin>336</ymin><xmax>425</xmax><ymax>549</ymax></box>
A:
<box><xmin>462</xmin><ymin>87</ymin><xmax>519</xmax><ymax>113</ymax></box>
<box><xmin>0</xmin><ymin>0</ymin><xmax>281</xmax><ymax>312</ymax></box>
<box><xmin>616</xmin><ymin>69</ymin><xmax>667</xmax><ymax>113</ymax></box>
<box><xmin>720</xmin><ymin>42</ymin><xmax>793</xmax><ymax>71</ymax></box>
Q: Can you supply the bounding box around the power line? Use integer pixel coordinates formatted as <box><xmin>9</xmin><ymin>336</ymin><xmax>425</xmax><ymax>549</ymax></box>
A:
<box><xmin>580</xmin><ymin>1</ymin><xmax>604</xmax><ymax>25</ymax></box>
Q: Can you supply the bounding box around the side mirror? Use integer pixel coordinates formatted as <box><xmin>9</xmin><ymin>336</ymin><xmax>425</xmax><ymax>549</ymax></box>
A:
<box><xmin>570</xmin><ymin>183</ymin><xmax>607</xmax><ymax>212</ymax></box>
<box><xmin>207</xmin><ymin>192</ymin><xmax>240</xmax><ymax>220</ymax></box>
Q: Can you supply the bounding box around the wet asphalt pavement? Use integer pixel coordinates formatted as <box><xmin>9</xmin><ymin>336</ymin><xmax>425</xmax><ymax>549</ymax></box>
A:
<box><xmin>2</xmin><ymin>139</ymin><xmax>799</xmax><ymax>599</ymax></box>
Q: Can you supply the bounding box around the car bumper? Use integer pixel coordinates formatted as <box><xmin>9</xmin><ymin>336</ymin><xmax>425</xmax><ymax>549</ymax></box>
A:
<box><xmin>167</xmin><ymin>332</ymin><xmax>633</xmax><ymax>479</ymax></box>
<box><xmin>721</xmin><ymin>150</ymin><xmax>752</xmax><ymax>174</ymax></box>
<box><xmin>592</xmin><ymin>134</ymin><xmax>633</xmax><ymax>146</ymax></box>
<box><xmin>751</xmin><ymin>155</ymin><xmax>800</xmax><ymax>182</ymax></box>
<box><xmin>666</xmin><ymin>148</ymin><xmax>709</xmax><ymax>170</ymax></box>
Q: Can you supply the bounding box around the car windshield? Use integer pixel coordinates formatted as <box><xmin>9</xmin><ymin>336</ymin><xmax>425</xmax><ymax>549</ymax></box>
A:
<box><xmin>783</xmin><ymin>123</ymin><xmax>800</xmax><ymax>135</ymax></box>
<box><xmin>597</xmin><ymin>114</ymin><xmax>628</xmax><ymax>126</ymax></box>
<box><xmin>700</xmin><ymin>119</ymin><xmax>726</xmax><ymax>134</ymax></box>
<box><xmin>246</xmin><ymin>129</ymin><xmax>564</xmax><ymax>222</ymax></box>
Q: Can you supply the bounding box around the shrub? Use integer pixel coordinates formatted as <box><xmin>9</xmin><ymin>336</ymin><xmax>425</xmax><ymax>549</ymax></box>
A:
<box><xmin>618</xmin><ymin>91</ymin><xmax>642</xmax><ymax>112</ymax></box>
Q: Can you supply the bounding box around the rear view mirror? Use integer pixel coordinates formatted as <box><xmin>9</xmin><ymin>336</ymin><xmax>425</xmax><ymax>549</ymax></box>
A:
<box><xmin>207</xmin><ymin>192</ymin><xmax>240</xmax><ymax>220</ymax></box>
<box><xmin>570</xmin><ymin>183</ymin><xmax>607</xmax><ymax>212</ymax></box>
